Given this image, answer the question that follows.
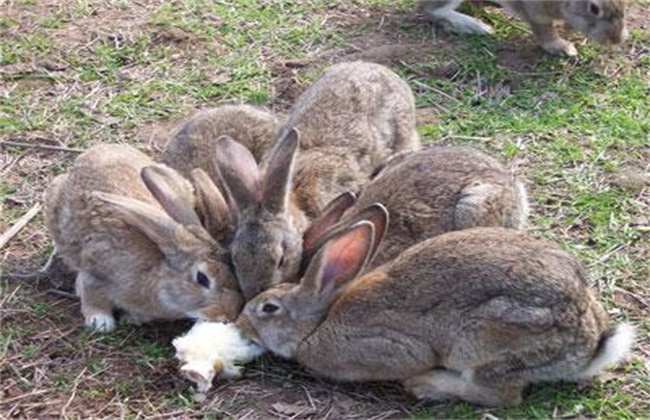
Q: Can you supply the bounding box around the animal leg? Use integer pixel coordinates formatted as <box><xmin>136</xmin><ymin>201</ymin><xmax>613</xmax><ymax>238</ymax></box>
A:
<box><xmin>404</xmin><ymin>368</ymin><xmax>524</xmax><ymax>407</ymax></box>
<box><xmin>76</xmin><ymin>271</ymin><xmax>116</xmax><ymax>332</ymax></box>
<box><xmin>420</xmin><ymin>0</ymin><xmax>494</xmax><ymax>35</ymax></box>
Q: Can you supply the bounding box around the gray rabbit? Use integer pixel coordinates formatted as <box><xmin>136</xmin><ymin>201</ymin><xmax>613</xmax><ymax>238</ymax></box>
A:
<box><xmin>419</xmin><ymin>0</ymin><xmax>627</xmax><ymax>56</ymax></box>
<box><xmin>303</xmin><ymin>145</ymin><xmax>529</xmax><ymax>268</ymax></box>
<box><xmin>45</xmin><ymin>144</ymin><xmax>241</xmax><ymax>331</ymax></box>
<box><xmin>236</xmin><ymin>213</ymin><xmax>634</xmax><ymax>406</ymax></box>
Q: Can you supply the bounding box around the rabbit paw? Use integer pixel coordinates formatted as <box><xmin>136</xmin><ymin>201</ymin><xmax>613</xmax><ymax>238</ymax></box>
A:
<box><xmin>436</xmin><ymin>11</ymin><xmax>494</xmax><ymax>35</ymax></box>
<box><xmin>542</xmin><ymin>39</ymin><xmax>578</xmax><ymax>57</ymax></box>
<box><xmin>85</xmin><ymin>313</ymin><xmax>116</xmax><ymax>332</ymax></box>
<box><xmin>404</xmin><ymin>375</ymin><xmax>451</xmax><ymax>401</ymax></box>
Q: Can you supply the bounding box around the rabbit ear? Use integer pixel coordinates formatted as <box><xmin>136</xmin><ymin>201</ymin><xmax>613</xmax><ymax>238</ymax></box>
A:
<box><xmin>262</xmin><ymin>128</ymin><xmax>299</xmax><ymax>214</ymax></box>
<box><xmin>214</xmin><ymin>135</ymin><xmax>262</xmax><ymax>211</ymax></box>
<box><xmin>299</xmin><ymin>200</ymin><xmax>386</xmax><ymax>276</ymax></box>
<box><xmin>93</xmin><ymin>191</ymin><xmax>191</xmax><ymax>262</ymax></box>
<box><xmin>141</xmin><ymin>165</ymin><xmax>201</xmax><ymax>227</ymax></box>
<box><xmin>346</xmin><ymin>203</ymin><xmax>388</xmax><ymax>265</ymax></box>
<box><xmin>191</xmin><ymin>168</ymin><xmax>234</xmax><ymax>243</ymax></box>
<box><xmin>302</xmin><ymin>221</ymin><xmax>375</xmax><ymax>301</ymax></box>
<box><xmin>303</xmin><ymin>191</ymin><xmax>357</xmax><ymax>254</ymax></box>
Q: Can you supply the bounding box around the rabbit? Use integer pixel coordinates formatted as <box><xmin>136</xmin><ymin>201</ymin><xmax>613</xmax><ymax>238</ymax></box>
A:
<box><xmin>213</xmin><ymin>61</ymin><xmax>420</xmax><ymax>301</ymax></box>
<box><xmin>305</xmin><ymin>145</ymin><xmax>530</xmax><ymax>269</ymax></box>
<box><xmin>159</xmin><ymin>104</ymin><xmax>282</xmax><ymax>179</ymax></box>
<box><xmin>44</xmin><ymin>143</ymin><xmax>242</xmax><ymax>332</ymax></box>
<box><xmin>280</xmin><ymin>61</ymin><xmax>420</xmax><ymax>216</ymax></box>
<box><xmin>235</xmin><ymin>217</ymin><xmax>635</xmax><ymax>407</ymax></box>
<box><xmin>418</xmin><ymin>0</ymin><xmax>627</xmax><ymax>56</ymax></box>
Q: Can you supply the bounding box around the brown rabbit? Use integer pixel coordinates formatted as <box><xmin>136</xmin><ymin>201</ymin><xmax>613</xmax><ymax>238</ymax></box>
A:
<box><xmin>305</xmin><ymin>145</ymin><xmax>529</xmax><ymax>268</ymax></box>
<box><xmin>281</xmin><ymin>61</ymin><xmax>420</xmax><ymax>217</ymax></box>
<box><xmin>45</xmin><ymin>144</ymin><xmax>242</xmax><ymax>332</ymax></box>
<box><xmin>237</xmin><ymin>219</ymin><xmax>634</xmax><ymax>406</ymax></box>
<box><xmin>419</xmin><ymin>0</ymin><xmax>627</xmax><ymax>56</ymax></box>
<box><xmin>214</xmin><ymin>61</ymin><xmax>420</xmax><ymax>300</ymax></box>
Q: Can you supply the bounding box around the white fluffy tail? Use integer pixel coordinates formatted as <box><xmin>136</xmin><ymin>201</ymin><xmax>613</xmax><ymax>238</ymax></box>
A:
<box><xmin>577</xmin><ymin>323</ymin><xmax>636</xmax><ymax>379</ymax></box>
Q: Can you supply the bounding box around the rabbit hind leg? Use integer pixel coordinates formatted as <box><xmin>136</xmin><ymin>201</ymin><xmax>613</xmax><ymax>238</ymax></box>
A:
<box><xmin>76</xmin><ymin>271</ymin><xmax>116</xmax><ymax>332</ymax></box>
<box><xmin>404</xmin><ymin>368</ymin><xmax>524</xmax><ymax>407</ymax></box>
<box><xmin>420</xmin><ymin>0</ymin><xmax>494</xmax><ymax>35</ymax></box>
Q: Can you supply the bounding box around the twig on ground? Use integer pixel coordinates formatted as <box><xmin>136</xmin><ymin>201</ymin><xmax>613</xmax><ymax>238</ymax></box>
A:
<box><xmin>0</xmin><ymin>203</ymin><xmax>42</xmax><ymax>250</ymax></box>
<box><xmin>409</xmin><ymin>78</ymin><xmax>461</xmax><ymax>104</ymax></box>
<box><xmin>439</xmin><ymin>134</ymin><xmax>493</xmax><ymax>142</ymax></box>
<box><xmin>0</xmin><ymin>389</ymin><xmax>50</xmax><ymax>405</ymax></box>
<box><xmin>1</xmin><ymin>248</ymin><xmax>59</xmax><ymax>281</ymax></box>
<box><xmin>0</xmin><ymin>140</ymin><xmax>84</xmax><ymax>154</ymax></box>
<box><xmin>60</xmin><ymin>367</ymin><xmax>87</xmax><ymax>418</ymax></box>
<box><xmin>47</xmin><ymin>289</ymin><xmax>78</xmax><ymax>300</ymax></box>
<box><xmin>614</xmin><ymin>287</ymin><xmax>650</xmax><ymax>310</ymax></box>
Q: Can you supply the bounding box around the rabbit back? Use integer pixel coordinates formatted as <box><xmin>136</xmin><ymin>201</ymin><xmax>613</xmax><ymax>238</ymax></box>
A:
<box><xmin>348</xmin><ymin>146</ymin><xmax>528</xmax><ymax>267</ymax></box>
<box><xmin>282</xmin><ymin>61</ymin><xmax>420</xmax><ymax>173</ymax></box>
<box><xmin>46</xmin><ymin>145</ymin><xmax>160</xmax><ymax>275</ymax></box>
<box><xmin>160</xmin><ymin>104</ymin><xmax>281</xmax><ymax>180</ymax></box>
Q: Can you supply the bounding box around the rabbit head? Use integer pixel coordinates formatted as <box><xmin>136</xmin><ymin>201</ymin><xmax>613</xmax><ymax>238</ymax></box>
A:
<box><xmin>563</xmin><ymin>0</ymin><xmax>627</xmax><ymax>44</ymax></box>
<box><xmin>214</xmin><ymin>129</ymin><xmax>308</xmax><ymax>301</ymax></box>
<box><xmin>96</xmin><ymin>164</ymin><xmax>243</xmax><ymax>321</ymax></box>
<box><xmin>237</xmin><ymin>205</ymin><xmax>388</xmax><ymax>358</ymax></box>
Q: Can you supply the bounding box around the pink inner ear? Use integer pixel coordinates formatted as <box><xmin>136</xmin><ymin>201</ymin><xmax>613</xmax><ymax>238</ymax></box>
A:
<box><xmin>303</xmin><ymin>192</ymin><xmax>356</xmax><ymax>252</ymax></box>
<box><xmin>318</xmin><ymin>223</ymin><xmax>373</xmax><ymax>292</ymax></box>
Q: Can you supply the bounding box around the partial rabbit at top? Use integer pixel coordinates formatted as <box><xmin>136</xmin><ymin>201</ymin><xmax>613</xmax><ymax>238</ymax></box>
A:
<box><xmin>236</xmin><ymin>213</ymin><xmax>635</xmax><ymax>407</ymax></box>
<box><xmin>159</xmin><ymin>104</ymin><xmax>282</xmax><ymax>238</ymax></box>
<box><xmin>159</xmin><ymin>104</ymin><xmax>282</xmax><ymax>178</ymax></box>
<box><xmin>44</xmin><ymin>144</ymin><xmax>242</xmax><ymax>332</ymax></box>
<box><xmin>304</xmin><ymin>145</ymin><xmax>529</xmax><ymax>268</ymax></box>
<box><xmin>213</xmin><ymin>61</ymin><xmax>420</xmax><ymax>301</ymax></box>
<box><xmin>419</xmin><ymin>0</ymin><xmax>627</xmax><ymax>56</ymax></box>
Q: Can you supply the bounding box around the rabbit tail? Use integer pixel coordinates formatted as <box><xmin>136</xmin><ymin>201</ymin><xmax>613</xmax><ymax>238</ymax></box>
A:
<box><xmin>575</xmin><ymin>323</ymin><xmax>636</xmax><ymax>379</ymax></box>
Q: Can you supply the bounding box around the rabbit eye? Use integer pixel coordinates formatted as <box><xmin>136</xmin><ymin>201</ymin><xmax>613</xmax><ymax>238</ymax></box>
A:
<box><xmin>589</xmin><ymin>2</ymin><xmax>600</xmax><ymax>16</ymax></box>
<box><xmin>196</xmin><ymin>271</ymin><xmax>211</xmax><ymax>289</ymax></box>
<box><xmin>261</xmin><ymin>302</ymin><xmax>280</xmax><ymax>314</ymax></box>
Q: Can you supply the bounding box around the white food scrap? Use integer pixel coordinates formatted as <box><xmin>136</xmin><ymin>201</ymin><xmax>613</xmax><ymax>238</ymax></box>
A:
<box><xmin>172</xmin><ymin>321</ymin><xmax>265</xmax><ymax>392</ymax></box>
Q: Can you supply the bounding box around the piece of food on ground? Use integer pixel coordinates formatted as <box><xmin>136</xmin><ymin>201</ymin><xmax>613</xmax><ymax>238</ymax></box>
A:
<box><xmin>172</xmin><ymin>321</ymin><xmax>265</xmax><ymax>392</ymax></box>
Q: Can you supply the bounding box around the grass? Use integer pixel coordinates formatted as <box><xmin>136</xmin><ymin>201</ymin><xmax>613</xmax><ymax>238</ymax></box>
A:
<box><xmin>1</xmin><ymin>0</ymin><xmax>648</xmax><ymax>417</ymax></box>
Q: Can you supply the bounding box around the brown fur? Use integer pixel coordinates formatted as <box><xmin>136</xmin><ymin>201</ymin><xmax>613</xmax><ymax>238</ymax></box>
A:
<box><xmin>239</xmin><ymin>227</ymin><xmax>627</xmax><ymax>406</ymax></box>
<box><xmin>45</xmin><ymin>144</ymin><xmax>242</xmax><ymax>332</ymax></box>
<box><xmin>344</xmin><ymin>145</ymin><xmax>529</xmax><ymax>267</ymax></box>
<box><xmin>160</xmin><ymin>104</ymin><xmax>282</xmax><ymax>179</ymax></box>
<box><xmin>282</xmin><ymin>61</ymin><xmax>420</xmax><ymax>217</ymax></box>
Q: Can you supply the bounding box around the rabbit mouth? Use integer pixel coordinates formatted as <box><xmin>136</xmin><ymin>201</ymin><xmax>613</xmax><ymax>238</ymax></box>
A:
<box><xmin>235</xmin><ymin>314</ymin><xmax>262</xmax><ymax>345</ymax></box>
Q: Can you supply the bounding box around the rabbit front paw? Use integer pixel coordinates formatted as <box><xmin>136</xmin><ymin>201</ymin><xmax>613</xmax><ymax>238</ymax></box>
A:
<box><xmin>85</xmin><ymin>313</ymin><xmax>116</xmax><ymax>332</ymax></box>
<box><xmin>542</xmin><ymin>39</ymin><xmax>578</xmax><ymax>57</ymax></box>
<box><xmin>404</xmin><ymin>373</ymin><xmax>452</xmax><ymax>401</ymax></box>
